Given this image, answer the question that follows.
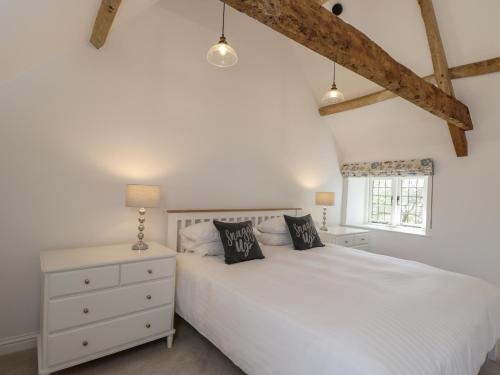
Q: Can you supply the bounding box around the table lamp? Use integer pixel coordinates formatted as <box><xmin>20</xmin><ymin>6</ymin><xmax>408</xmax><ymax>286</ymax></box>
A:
<box><xmin>126</xmin><ymin>184</ymin><xmax>160</xmax><ymax>250</ymax></box>
<box><xmin>315</xmin><ymin>192</ymin><xmax>335</xmax><ymax>231</ymax></box>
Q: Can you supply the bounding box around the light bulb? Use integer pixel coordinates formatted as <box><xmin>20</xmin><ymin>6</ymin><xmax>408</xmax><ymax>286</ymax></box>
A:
<box><xmin>219</xmin><ymin>44</ymin><xmax>228</xmax><ymax>56</ymax></box>
<box><xmin>207</xmin><ymin>36</ymin><xmax>238</xmax><ymax>68</ymax></box>
<box><xmin>321</xmin><ymin>84</ymin><xmax>345</xmax><ymax>106</ymax></box>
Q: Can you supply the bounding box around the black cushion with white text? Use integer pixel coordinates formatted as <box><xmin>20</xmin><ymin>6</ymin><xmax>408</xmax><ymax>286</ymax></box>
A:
<box><xmin>284</xmin><ymin>214</ymin><xmax>325</xmax><ymax>250</ymax></box>
<box><xmin>213</xmin><ymin>220</ymin><xmax>265</xmax><ymax>265</ymax></box>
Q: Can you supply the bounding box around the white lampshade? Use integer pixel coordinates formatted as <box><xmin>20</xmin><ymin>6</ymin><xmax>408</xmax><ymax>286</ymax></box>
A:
<box><xmin>207</xmin><ymin>39</ymin><xmax>238</xmax><ymax>68</ymax></box>
<box><xmin>321</xmin><ymin>85</ymin><xmax>345</xmax><ymax>106</ymax></box>
<box><xmin>315</xmin><ymin>192</ymin><xmax>335</xmax><ymax>206</ymax></box>
<box><xmin>126</xmin><ymin>185</ymin><xmax>160</xmax><ymax>208</ymax></box>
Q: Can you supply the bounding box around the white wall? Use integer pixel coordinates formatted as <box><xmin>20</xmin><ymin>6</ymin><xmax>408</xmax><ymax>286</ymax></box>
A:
<box><xmin>331</xmin><ymin>72</ymin><xmax>500</xmax><ymax>287</ymax></box>
<box><xmin>0</xmin><ymin>1</ymin><xmax>342</xmax><ymax>340</ymax></box>
<box><xmin>343</xmin><ymin>177</ymin><xmax>367</xmax><ymax>226</ymax></box>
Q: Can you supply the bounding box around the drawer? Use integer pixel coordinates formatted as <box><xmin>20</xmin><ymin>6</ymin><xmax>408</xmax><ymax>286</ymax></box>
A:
<box><xmin>47</xmin><ymin>305</ymin><xmax>172</xmax><ymax>366</ymax></box>
<box><xmin>121</xmin><ymin>258</ymin><xmax>175</xmax><ymax>285</ymax></box>
<box><xmin>48</xmin><ymin>279</ymin><xmax>174</xmax><ymax>332</ymax></box>
<box><xmin>49</xmin><ymin>266</ymin><xmax>119</xmax><ymax>298</ymax></box>
<box><xmin>319</xmin><ymin>232</ymin><xmax>336</xmax><ymax>244</ymax></box>
<box><xmin>353</xmin><ymin>244</ymin><xmax>370</xmax><ymax>251</ymax></box>
<box><xmin>353</xmin><ymin>233</ymin><xmax>370</xmax><ymax>245</ymax></box>
<box><xmin>335</xmin><ymin>235</ymin><xmax>355</xmax><ymax>247</ymax></box>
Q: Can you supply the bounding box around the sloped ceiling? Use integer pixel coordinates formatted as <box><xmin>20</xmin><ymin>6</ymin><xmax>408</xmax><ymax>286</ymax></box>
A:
<box><xmin>313</xmin><ymin>0</ymin><xmax>500</xmax><ymax>161</ymax></box>
<box><xmin>0</xmin><ymin>0</ymin><xmax>160</xmax><ymax>83</ymax></box>
<box><xmin>1</xmin><ymin>0</ymin><xmax>498</xmax><ymax>160</ymax></box>
<box><xmin>305</xmin><ymin>0</ymin><xmax>500</xmax><ymax>104</ymax></box>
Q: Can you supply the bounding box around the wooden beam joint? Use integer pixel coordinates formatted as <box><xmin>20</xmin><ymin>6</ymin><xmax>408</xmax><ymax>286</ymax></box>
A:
<box><xmin>224</xmin><ymin>0</ymin><xmax>473</xmax><ymax>131</ymax></box>
<box><xmin>319</xmin><ymin>57</ymin><xmax>500</xmax><ymax>116</ymax></box>
<box><xmin>418</xmin><ymin>0</ymin><xmax>468</xmax><ymax>156</ymax></box>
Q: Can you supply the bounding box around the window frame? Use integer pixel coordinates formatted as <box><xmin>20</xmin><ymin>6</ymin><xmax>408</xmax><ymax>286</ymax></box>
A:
<box><xmin>366</xmin><ymin>177</ymin><xmax>396</xmax><ymax>225</ymax></box>
<box><xmin>397</xmin><ymin>176</ymin><xmax>428</xmax><ymax>229</ymax></box>
<box><xmin>365</xmin><ymin>175</ymin><xmax>431</xmax><ymax>232</ymax></box>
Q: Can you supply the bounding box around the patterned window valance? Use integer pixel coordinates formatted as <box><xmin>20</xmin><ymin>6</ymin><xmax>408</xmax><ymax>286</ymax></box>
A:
<box><xmin>341</xmin><ymin>158</ymin><xmax>434</xmax><ymax>177</ymax></box>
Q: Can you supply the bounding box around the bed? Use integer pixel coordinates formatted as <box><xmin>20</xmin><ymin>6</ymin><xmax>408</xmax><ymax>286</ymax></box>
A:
<box><xmin>167</xmin><ymin>209</ymin><xmax>500</xmax><ymax>375</ymax></box>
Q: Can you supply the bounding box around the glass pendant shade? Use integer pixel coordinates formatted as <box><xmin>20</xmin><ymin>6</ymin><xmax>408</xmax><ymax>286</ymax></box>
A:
<box><xmin>321</xmin><ymin>83</ymin><xmax>345</xmax><ymax>106</ymax></box>
<box><xmin>321</xmin><ymin>61</ymin><xmax>345</xmax><ymax>106</ymax></box>
<box><xmin>207</xmin><ymin>2</ymin><xmax>238</xmax><ymax>68</ymax></box>
<box><xmin>207</xmin><ymin>36</ymin><xmax>238</xmax><ymax>68</ymax></box>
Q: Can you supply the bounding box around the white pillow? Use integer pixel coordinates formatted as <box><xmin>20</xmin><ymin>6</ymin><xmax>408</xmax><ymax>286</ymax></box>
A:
<box><xmin>180</xmin><ymin>234</ymin><xmax>196</xmax><ymax>252</ymax></box>
<box><xmin>193</xmin><ymin>241</ymin><xmax>224</xmax><ymax>256</ymax></box>
<box><xmin>257</xmin><ymin>217</ymin><xmax>288</xmax><ymax>234</ymax></box>
<box><xmin>180</xmin><ymin>234</ymin><xmax>224</xmax><ymax>256</ymax></box>
<box><xmin>180</xmin><ymin>221</ymin><xmax>219</xmax><ymax>243</ymax></box>
<box><xmin>255</xmin><ymin>231</ymin><xmax>292</xmax><ymax>246</ymax></box>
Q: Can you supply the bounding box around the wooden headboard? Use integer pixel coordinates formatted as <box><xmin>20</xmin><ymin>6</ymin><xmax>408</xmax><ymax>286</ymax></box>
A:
<box><xmin>166</xmin><ymin>208</ymin><xmax>301</xmax><ymax>252</ymax></box>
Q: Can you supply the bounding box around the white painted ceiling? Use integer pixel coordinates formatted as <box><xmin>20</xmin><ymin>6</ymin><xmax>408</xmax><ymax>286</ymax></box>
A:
<box><xmin>2</xmin><ymin>0</ymin><xmax>498</xmax><ymax>95</ymax></box>
<box><xmin>1</xmin><ymin>0</ymin><xmax>498</xmax><ymax>159</ymax></box>
<box><xmin>314</xmin><ymin>0</ymin><xmax>500</xmax><ymax>160</ymax></box>
<box><xmin>311</xmin><ymin>0</ymin><xmax>500</xmax><ymax>104</ymax></box>
<box><xmin>2</xmin><ymin>0</ymin><xmax>498</xmax><ymax>90</ymax></box>
<box><xmin>0</xmin><ymin>0</ymin><xmax>160</xmax><ymax>83</ymax></box>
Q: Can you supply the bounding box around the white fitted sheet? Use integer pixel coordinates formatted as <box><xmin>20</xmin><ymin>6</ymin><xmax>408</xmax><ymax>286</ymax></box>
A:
<box><xmin>175</xmin><ymin>244</ymin><xmax>500</xmax><ymax>375</ymax></box>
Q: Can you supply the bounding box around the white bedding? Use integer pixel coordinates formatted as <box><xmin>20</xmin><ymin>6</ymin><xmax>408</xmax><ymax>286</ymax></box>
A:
<box><xmin>175</xmin><ymin>244</ymin><xmax>500</xmax><ymax>375</ymax></box>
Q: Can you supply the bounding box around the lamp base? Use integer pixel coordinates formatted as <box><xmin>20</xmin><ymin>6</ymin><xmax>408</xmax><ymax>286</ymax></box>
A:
<box><xmin>132</xmin><ymin>241</ymin><xmax>149</xmax><ymax>251</ymax></box>
<box><xmin>320</xmin><ymin>207</ymin><xmax>329</xmax><ymax>232</ymax></box>
<box><xmin>132</xmin><ymin>207</ymin><xmax>148</xmax><ymax>251</ymax></box>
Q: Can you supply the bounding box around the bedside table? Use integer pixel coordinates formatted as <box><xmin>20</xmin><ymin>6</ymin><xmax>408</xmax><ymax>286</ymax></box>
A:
<box><xmin>38</xmin><ymin>242</ymin><xmax>176</xmax><ymax>375</ymax></box>
<box><xmin>319</xmin><ymin>226</ymin><xmax>370</xmax><ymax>250</ymax></box>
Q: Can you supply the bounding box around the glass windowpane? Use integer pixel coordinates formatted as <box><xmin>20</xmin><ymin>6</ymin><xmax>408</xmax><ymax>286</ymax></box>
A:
<box><xmin>370</xmin><ymin>178</ymin><xmax>393</xmax><ymax>224</ymax></box>
<box><xmin>399</xmin><ymin>176</ymin><xmax>425</xmax><ymax>228</ymax></box>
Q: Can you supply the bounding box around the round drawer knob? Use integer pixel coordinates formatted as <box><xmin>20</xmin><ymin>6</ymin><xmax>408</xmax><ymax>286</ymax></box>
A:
<box><xmin>146</xmin><ymin>295</ymin><xmax>152</xmax><ymax>300</ymax></box>
<box><xmin>83</xmin><ymin>308</ymin><xmax>89</xmax><ymax>314</ymax></box>
<box><xmin>84</xmin><ymin>279</ymin><xmax>90</xmax><ymax>285</ymax></box>
<box><xmin>82</xmin><ymin>340</ymin><xmax>89</xmax><ymax>347</ymax></box>
<box><xmin>147</xmin><ymin>269</ymin><xmax>153</xmax><ymax>274</ymax></box>
<box><xmin>146</xmin><ymin>323</ymin><xmax>151</xmax><ymax>329</ymax></box>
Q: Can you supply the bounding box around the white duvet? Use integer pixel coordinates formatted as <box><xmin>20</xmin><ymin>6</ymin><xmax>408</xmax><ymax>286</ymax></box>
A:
<box><xmin>175</xmin><ymin>244</ymin><xmax>500</xmax><ymax>375</ymax></box>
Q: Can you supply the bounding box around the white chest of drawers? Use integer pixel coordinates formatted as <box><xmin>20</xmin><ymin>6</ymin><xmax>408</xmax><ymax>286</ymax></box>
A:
<box><xmin>37</xmin><ymin>242</ymin><xmax>176</xmax><ymax>375</ymax></box>
<box><xmin>319</xmin><ymin>226</ymin><xmax>371</xmax><ymax>251</ymax></box>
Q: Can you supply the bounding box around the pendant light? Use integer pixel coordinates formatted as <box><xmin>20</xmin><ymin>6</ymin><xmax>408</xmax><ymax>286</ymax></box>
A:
<box><xmin>207</xmin><ymin>2</ymin><xmax>238</xmax><ymax>68</ymax></box>
<box><xmin>321</xmin><ymin>62</ymin><xmax>344</xmax><ymax>106</ymax></box>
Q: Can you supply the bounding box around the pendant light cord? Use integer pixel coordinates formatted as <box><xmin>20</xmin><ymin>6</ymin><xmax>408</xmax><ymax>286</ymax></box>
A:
<box><xmin>333</xmin><ymin>62</ymin><xmax>336</xmax><ymax>85</ymax></box>
<box><xmin>222</xmin><ymin>2</ymin><xmax>226</xmax><ymax>37</ymax></box>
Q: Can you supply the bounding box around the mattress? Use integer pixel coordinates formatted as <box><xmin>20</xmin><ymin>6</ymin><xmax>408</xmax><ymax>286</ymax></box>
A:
<box><xmin>175</xmin><ymin>244</ymin><xmax>500</xmax><ymax>375</ymax></box>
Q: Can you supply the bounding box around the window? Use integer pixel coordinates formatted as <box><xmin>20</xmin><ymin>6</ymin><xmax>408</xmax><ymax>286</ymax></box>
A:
<box><xmin>368</xmin><ymin>176</ymin><xmax>428</xmax><ymax>229</ymax></box>
<box><xmin>369</xmin><ymin>178</ymin><xmax>394</xmax><ymax>224</ymax></box>
<box><xmin>344</xmin><ymin>175</ymin><xmax>431</xmax><ymax>235</ymax></box>
<box><xmin>399</xmin><ymin>177</ymin><xmax>426</xmax><ymax>227</ymax></box>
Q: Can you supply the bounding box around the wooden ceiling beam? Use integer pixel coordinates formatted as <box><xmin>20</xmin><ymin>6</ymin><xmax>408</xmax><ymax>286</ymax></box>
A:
<box><xmin>224</xmin><ymin>0</ymin><xmax>473</xmax><ymax>131</ymax></box>
<box><xmin>449</xmin><ymin>57</ymin><xmax>500</xmax><ymax>79</ymax></box>
<box><xmin>90</xmin><ymin>0</ymin><xmax>122</xmax><ymax>49</ymax></box>
<box><xmin>319</xmin><ymin>74</ymin><xmax>434</xmax><ymax>116</ymax></box>
<box><xmin>418</xmin><ymin>0</ymin><xmax>467</xmax><ymax>156</ymax></box>
<box><xmin>319</xmin><ymin>57</ymin><xmax>500</xmax><ymax>116</ymax></box>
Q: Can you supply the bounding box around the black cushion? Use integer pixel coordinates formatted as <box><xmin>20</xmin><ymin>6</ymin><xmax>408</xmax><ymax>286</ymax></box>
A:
<box><xmin>284</xmin><ymin>214</ymin><xmax>325</xmax><ymax>250</ymax></box>
<box><xmin>213</xmin><ymin>220</ymin><xmax>265</xmax><ymax>265</ymax></box>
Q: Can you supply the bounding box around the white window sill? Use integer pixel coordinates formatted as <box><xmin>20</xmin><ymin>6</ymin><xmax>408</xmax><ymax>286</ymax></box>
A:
<box><xmin>347</xmin><ymin>223</ymin><xmax>430</xmax><ymax>237</ymax></box>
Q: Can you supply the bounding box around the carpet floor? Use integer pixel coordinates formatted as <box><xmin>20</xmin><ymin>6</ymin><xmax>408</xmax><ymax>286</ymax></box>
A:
<box><xmin>0</xmin><ymin>316</ymin><xmax>498</xmax><ymax>375</ymax></box>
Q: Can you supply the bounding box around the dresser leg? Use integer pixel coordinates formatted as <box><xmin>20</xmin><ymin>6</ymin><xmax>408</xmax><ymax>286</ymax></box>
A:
<box><xmin>488</xmin><ymin>343</ymin><xmax>498</xmax><ymax>362</ymax></box>
<box><xmin>167</xmin><ymin>334</ymin><xmax>174</xmax><ymax>348</ymax></box>
<box><xmin>37</xmin><ymin>335</ymin><xmax>50</xmax><ymax>375</ymax></box>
